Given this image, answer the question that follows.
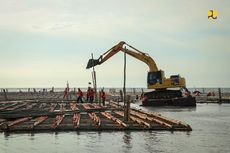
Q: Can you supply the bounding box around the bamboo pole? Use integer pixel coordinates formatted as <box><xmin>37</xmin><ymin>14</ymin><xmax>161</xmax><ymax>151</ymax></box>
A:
<box><xmin>125</xmin><ymin>95</ymin><xmax>130</xmax><ymax>122</ymax></box>
<box><xmin>218</xmin><ymin>88</ymin><xmax>222</xmax><ymax>103</ymax></box>
<box><xmin>119</xmin><ymin>89</ymin><xmax>123</xmax><ymax>105</ymax></box>
<box><xmin>91</xmin><ymin>53</ymin><xmax>98</xmax><ymax>103</ymax></box>
<box><xmin>3</xmin><ymin>89</ymin><xmax>7</xmax><ymax>100</ymax></box>
<box><xmin>123</xmin><ymin>50</ymin><xmax>127</xmax><ymax>121</ymax></box>
<box><xmin>99</xmin><ymin>91</ymin><xmax>101</xmax><ymax>106</ymax></box>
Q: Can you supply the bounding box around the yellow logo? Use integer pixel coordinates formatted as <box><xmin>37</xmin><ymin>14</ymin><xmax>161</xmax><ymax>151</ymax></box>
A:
<box><xmin>208</xmin><ymin>10</ymin><xmax>217</xmax><ymax>19</ymax></box>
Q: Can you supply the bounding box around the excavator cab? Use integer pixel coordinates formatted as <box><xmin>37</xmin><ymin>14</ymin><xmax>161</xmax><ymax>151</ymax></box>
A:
<box><xmin>147</xmin><ymin>71</ymin><xmax>164</xmax><ymax>85</ymax></box>
<box><xmin>170</xmin><ymin>75</ymin><xmax>180</xmax><ymax>85</ymax></box>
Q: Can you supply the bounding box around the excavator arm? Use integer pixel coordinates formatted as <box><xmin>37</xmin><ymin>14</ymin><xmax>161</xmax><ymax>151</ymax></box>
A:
<box><xmin>86</xmin><ymin>41</ymin><xmax>158</xmax><ymax>72</ymax></box>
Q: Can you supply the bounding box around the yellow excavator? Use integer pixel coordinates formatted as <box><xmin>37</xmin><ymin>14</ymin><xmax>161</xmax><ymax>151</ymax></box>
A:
<box><xmin>86</xmin><ymin>41</ymin><xmax>196</xmax><ymax>106</ymax></box>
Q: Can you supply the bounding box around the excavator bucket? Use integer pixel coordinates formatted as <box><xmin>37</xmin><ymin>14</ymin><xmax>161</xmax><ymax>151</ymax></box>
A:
<box><xmin>86</xmin><ymin>59</ymin><xmax>100</xmax><ymax>69</ymax></box>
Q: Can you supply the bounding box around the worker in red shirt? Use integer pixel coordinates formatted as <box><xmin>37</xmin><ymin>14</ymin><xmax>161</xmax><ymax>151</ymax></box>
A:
<box><xmin>63</xmin><ymin>88</ymin><xmax>68</xmax><ymax>98</ymax></box>
<box><xmin>77</xmin><ymin>88</ymin><xmax>83</xmax><ymax>103</ymax></box>
<box><xmin>184</xmin><ymin>91</ymin><xmax>191</xmax><ymax>97</ymax></box>
<box><xmin>100</xmin><ymin>89</ymin><xmax>106</xmax><ymax>106</ymax></box>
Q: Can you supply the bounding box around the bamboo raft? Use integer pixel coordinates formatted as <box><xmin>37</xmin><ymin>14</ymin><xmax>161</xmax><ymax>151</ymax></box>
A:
<box><xmin>0</xmin><ymin>100</ymin><xmax>192</xmax><ymax>132</ymax></box>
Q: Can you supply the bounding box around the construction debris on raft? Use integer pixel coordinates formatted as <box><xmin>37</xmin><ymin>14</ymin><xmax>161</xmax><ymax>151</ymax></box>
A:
<box><xmin>0</xmin><ymin>100</ymin><xmax>192</xmax><ymax>132</ymax></box>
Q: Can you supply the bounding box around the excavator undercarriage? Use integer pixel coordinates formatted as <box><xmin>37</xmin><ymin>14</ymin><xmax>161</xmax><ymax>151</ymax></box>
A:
<box><xmin>141</xmin><ymin>89</ymin><xmax>196</xmax><ymax>106</ymax></box>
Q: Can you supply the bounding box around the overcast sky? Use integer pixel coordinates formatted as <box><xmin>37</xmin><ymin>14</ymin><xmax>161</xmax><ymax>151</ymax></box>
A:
<box><xmin>0</xmin><ymin>0</ymin><xmax>229</xmax><ymax>88</ymax></box>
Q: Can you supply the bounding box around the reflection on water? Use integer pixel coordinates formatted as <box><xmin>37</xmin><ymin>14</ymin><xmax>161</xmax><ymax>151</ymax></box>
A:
<box><xmin>123</xmin><ymin>131</ymin><xmax>132</xmax><ymax>151</ymax></box>
<box><xmin>4</xmin><ymin>132</ymin><xmax>10</xmax><ymax>139</ymax></box>
<box><xmin>134</xmin><ymin>103</ymin><xmax>197</xmax><ymax>113</ymax></box>
<box><xmin>1</xmin><ymin>104</ymin><xmax>230</xmax><ymax>153</ymax></box>
<box><xmin>29</xmin><ymin>133</ymin><xmax>35</xmax><ymax>141</ymax></box>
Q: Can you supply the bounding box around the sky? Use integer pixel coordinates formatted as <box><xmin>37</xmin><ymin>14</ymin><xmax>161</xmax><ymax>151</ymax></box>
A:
<box><xmin>0</xmin><ymin>0</ymin><xmax>229</xmax><ymax>88</ymax></box>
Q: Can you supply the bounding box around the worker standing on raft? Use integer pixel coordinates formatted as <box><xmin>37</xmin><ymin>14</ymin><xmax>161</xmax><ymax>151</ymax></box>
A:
<box><xmin>77</xmin><ymin>88</ymin><xmax>83</xmax><ymax>103</ymax></box>
<box><xmin>100</xmin><ymin>89</ymin><xmax>106</xmax><ymax>106</ymax></box>
<box><xmin>63</xmin><ymin>88</ymin><xmax>68</xmax><ymax>99</ymax></box>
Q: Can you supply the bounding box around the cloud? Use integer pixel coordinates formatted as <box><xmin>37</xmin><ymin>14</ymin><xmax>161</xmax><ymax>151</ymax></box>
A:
<box><xmin>0</xmin><ymin>0</ymin><xmax>229</xmax><ymax>39</ymax></box>
<box><xmin>0</xmin><ymin>0</ymin><xmax>229</xmax><ymax>87</ymax></box>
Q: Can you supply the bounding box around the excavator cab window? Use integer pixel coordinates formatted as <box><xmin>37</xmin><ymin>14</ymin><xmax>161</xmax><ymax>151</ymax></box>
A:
<box><xmin>170</xmin><ymin>75</ymin><xmax>180</xmax><ymax>85</ymax></box>
<box><xmin>147</xmin><ymin>71</ymin><xmax>162</xmax><ymax>85</ymax></box>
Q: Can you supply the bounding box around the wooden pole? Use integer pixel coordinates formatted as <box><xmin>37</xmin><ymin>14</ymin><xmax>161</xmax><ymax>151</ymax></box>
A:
<box><xmin>119</xmin><ymin>89</ymin><xmax>123</xmax><ymax>105</ymax></box>
<box><xmin>91</xmin><ymin>72</ymin><xmax>95</xmax><ymax>91</ymax></box>
<box><xmin>91</xmin><ymin>53</ymin><xmax>98</xmax><ymax>103</ymax></box>
<box><xmin>133</xmin><ymin>88</ymin><xmax>136</xmax><ymax>95</ymax></box>
<box><xmin>125</xmin><ymin>95</ymin><xmax>130</xmax><ymax>121</ymax></box>
<box><xmin>99</xmin><ymin>91</ymin><xmax>101</xmax><ymax>106</ymax></box>
<box><xmin>218</xmin><ymin>88</ymin><xmax>222</xmax><ymax>103</ymax></box>
<box><xmin>94</xmin><ymin>71</ymin><xmax>98</xmax><ymax>102</ymax></box>
<box><xmin>123</xmin><ymin>49</ymin><xmax>127</xmax><ymax>121</ymax></box>
<box><xmin>3</xmin><ymin>89</ymin><xmax>7</xmax><ymax>100</ymax></box>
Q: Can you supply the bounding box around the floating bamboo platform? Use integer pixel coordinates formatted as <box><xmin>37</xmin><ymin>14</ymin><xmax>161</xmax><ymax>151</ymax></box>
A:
<box><xmin>0</xmin><ymin>100</ymin><xmax>192</xmax><ymax>132</ymax></box>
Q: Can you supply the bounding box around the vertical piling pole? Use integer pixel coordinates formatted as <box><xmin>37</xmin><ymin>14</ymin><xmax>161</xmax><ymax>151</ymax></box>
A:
<box><xmin>94</xmin><ymin>71</ymin><xmax>98</xmax><ymax>102</ymax></box>
<box><xmin>125</xmin><ymin>95</ymin><xmax>130</xmax><ymax>121</ymax></box>
<box><xmin>3</xmin><ymin>89</ymin><xmax>7</xmax><ymax>100</ymax></box>
<box><xmin>218</xmin><ymin>88</ymin><xmax>222</xmax><ymax>103</ymax></box>
<box><xmin>123</xmin><ymin>49</ymin><xmax>128</xmax><ymax>121</ymax></box>
<box><xmin>123</xmin><ymin>49</ymin><xmax>126</xmax><ymax>96</ymax></box>
<box><xmin>66</xmin><ymin>81</ymin><xmax>70</xmax><ymax>100</ymax></box>
<box><xmin>99</xmin><ymin>91</ymin><xmax>101</xmax><ymax>106</ymax></box>
<box><xmin>119</xmin><ymin>89</ymin><xmax>123</xmax><ymax>105</ymax></box>
<box><xmin>91</xmin><ymin>53</ymin><xmax>98</xmax><ymax>103</ymax></box>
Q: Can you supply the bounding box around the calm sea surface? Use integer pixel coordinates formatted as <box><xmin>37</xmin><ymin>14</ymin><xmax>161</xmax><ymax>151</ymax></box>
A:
<box><xmin>3</xmin><ymin>88</ymin><xmax>230</xmax><ymax>93</ymax></box>
<box><xmin>1</xmin><ymin>103</ymin><xmax>230</xmax><ymax>153</ymax></box>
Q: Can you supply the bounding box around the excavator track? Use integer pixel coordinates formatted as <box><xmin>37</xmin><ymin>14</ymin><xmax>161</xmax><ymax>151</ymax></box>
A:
<box><xmin>142</xmin><ymin>90</ymin><xmax>196</xmax><ymax>106</ymax></box>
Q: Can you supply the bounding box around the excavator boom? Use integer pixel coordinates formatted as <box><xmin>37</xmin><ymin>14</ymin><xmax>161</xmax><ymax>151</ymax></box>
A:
<box><xmin>86</xmin><ymin>41</ymin><xmax>158</xmax><ymax>72</ymax></box>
